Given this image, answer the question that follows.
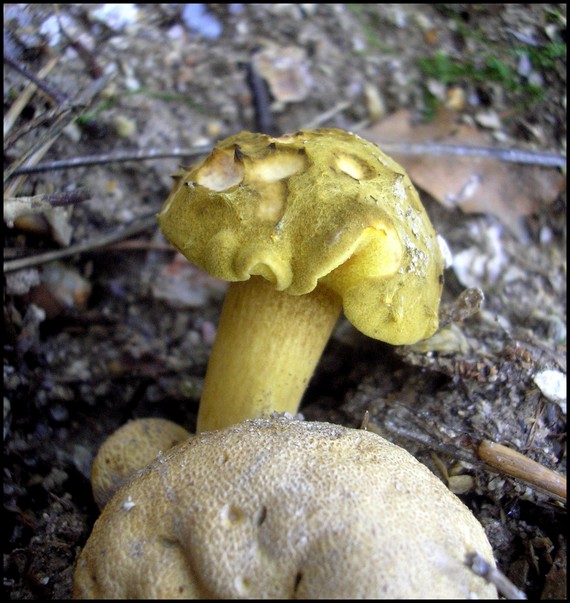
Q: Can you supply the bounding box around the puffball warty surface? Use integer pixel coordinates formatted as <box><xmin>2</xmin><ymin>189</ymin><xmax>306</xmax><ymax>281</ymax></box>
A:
<box><xmin>73</xmin><ymin>417</ymin><xmax>497</xmax><ymax>599</ymax></box>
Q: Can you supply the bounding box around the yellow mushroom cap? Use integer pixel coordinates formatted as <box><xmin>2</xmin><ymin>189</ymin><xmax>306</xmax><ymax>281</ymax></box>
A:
<box><xmin>73</xmin><ymin>417</ymin><xmax>497</xmax><ymax>599</ymax></box>
<box><xmin>158</xmin><ymin>129</ymin><xmax>444</xmax><ymax>345</ymax></box>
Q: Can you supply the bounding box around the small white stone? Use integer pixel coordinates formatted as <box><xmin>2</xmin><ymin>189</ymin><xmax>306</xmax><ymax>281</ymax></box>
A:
<box><xmin>475</xmin><ymin>111</ymin><xmax>502</xmax><ymax>130</ymax></box>
<box><xmin>91</xmin><ymin>4</ymin><xmax>138</xmax><ymax>31</ymax></box>
<box><xmin>533</xmin><ymin>370</ymin><xmax>567</xmax><ymax>413</ymax></box>
<box><xmin>437</xmin><ymin>235</ymin><xmax>453</xmax><ymax>268</ymax></box>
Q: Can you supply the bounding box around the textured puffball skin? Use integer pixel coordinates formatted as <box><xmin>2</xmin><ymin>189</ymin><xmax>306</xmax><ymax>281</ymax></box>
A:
<box><xmin>90</xmin><ymin>418</ymin><xmax>190</xmax><ymax>510</ymax></box>
<box><xmin>74</xmin><ymin>417</ymin><xmax>497</xmax><ymax>599</ymax></box>
<box><xmin>157</xmin><ymin>129</ymin><xmax>444</xmax><ymax>345</ymax></box>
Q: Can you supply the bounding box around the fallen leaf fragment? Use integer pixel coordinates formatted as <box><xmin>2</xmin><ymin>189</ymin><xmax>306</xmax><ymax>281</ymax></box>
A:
<box><xmin>362</xmin><ymin>110</ymin><xmax>565</xmax><ymax>234</ymax></box>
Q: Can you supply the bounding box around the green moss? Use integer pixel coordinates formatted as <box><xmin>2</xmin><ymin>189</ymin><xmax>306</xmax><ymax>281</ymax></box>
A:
<box><xmin>419</xmin><ymin>51</ymin><xmax>520</xmax><ymax>90</ymax></box>
<box><xmin>524</xmin><ymin>40</ymin><xmax>566</xmax><ymax>71</ymax></box>
<box><xmin>417</xmin><ymin>44</ymin><xmax>560</xmax><ymax>118</ymax></box>
<box><xmin>417</xmin><ymin>6</ymin><xmax>565</xmax><ymax>119</ymax></box>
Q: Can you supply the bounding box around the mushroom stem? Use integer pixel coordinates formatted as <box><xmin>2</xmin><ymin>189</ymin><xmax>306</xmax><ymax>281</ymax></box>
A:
<box><xmin>197</xmin><ymin>277</ymin><xmax>342</xmax><ymax>432</ymax></box>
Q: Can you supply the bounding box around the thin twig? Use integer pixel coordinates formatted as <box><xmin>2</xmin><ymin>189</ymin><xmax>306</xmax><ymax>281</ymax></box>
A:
<box><xmin>372</xmin><ymin>406</ymin><xmax>567</xmax><ymax>502</ymax></box>
<box><xmin>3</xmin><ymin>57</ymin><xmax>59</xmax><ymax>136</ymax></box>
<box><xmin>374</xmin><ymin>140</ymin><xmax>567</xmax><ymax>169</ymax></box>
<box><xmin>4</xmin><ymin>139</ymin><xmax>61</xmax><ymax>200</ymax></box>
<box><xmin>4</xmin><ymin>55</ymin><xmax>68</xmax><ymax>105</ymax></box>
<box><xmin>3</xmin><ymin>75</ymin><xmax>112</xmax><ymax>184</ymax></box>
<box><xmin>4</xmin><ymin>189</ymin><xmax>91</xmax><ymax>208</ymax></box>
<box><xmin>4</xmin><ymin>189</ymin><xmax>92</xmax><ymax>230</ymax></box>
<box><xmin>4</xmin><ymin>214</ymin><xmax>157</xmax><ymax>273</ymax></box>
<box><xmin>4</xmin><ymin>103</ymin><xmax>79</xmax><ymax>150</ymax></box>
<box><xmin>10</xmin><ymin>140</ymin><xmax>565</xmax><ymax>177</ymax></box>
<box><xmin>41</xmin><ymin>189</ymin><xmax>92</xmax><ymax>207</ymax></box>
<box><xmin>10</xmin><ymin>146</ymin><xmax>212</xmax><ymax>175</ymax></box>
<box><xmin>56</xmin><ymin>13</ymin><xmax>103</xmax><ymax>79</ymax></box>
<box><xmin>466</xmin><ymin>553</ymin><xmax>527</xmax><ymax>600</ymax></box>
<box><xmin>103</xmin><ymin>240</ymin><xmax>174</xmax><ymax>252</ymax></box>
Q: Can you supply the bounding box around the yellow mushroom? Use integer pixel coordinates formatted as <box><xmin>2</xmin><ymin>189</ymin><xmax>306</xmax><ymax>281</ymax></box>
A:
<box><xmin>73</xmin><ymin>416</ymin><xmax>497</xmax><ymax>599</ymax></box>
<box><xmin>158</xmin><ymin>129</ymin><xmax>445</xmax><ymax>432</ymax></box>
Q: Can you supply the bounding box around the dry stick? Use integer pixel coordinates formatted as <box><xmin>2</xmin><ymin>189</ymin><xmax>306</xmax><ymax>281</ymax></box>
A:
<box><xmin>376</xmin><ymin>141</ymin><xmax>567</xmax><ymax>169</ymax></box>
<box><xmin>10</xmin><ymin>140</ymin><xmax>565</xmax><ymax>177</ymax></box>
<box><xmin>5</xmin><ymin>188</ymin><xmax>91</xmax><ymax>211</ymax></box>
<box><xmin>4</xmin><ymin>114</ymin><xmax>71</xmax><ymax>189</ymax></box>
<box><xmin>56</xmin><ymin>12</ymin><xmax>103</xmax><ymax>79</ymax></box>
<box><xmin>3</xmin><ymin>57</ymin><xmax>59</xmax><ymax>136</ymax></box>
<box><xmin>3</xmin><ymin>214</ymin><xmax>157</xmax><ymax>273</ymax></box>
<box><xmin>3</xmin><ymin>75</ymin><xmax>111</xmax><ymax>184</ymax></box>
<box><xmin>3</xmin><ymin>79</ymin><xmax>106</xmax><ymax>196</ymax></box>
<box><xmin>3</xmin><ymin>59</ymin><xmax>64</xmax><ymax>199</ymax></box>
<box><xmin>10</xmin><ymin>146</ymin><xmax>212</xmax><ymax>175</ymax></box>
<box><xmin>5</xmin><ymin>89</ymin><xmax>565</xmax><ymax>177</ymax></box>
<box><xmin>4</xmin><ymin>101</ymin><xmax>83</xmax><ymax>150</ymax></box>
<box><xmin>477</xmin><ymin>439</ymin><xmax>566</xmax><ymax>501</ymax></box>
<box><xmin>4</xmin><ymin>55</ymin><xmax>68</xmax><ymax>105</ymax></box>
<box><xmin>7</xmin><ymin>101</ymin><xmax>348</xmax><ymax>176</ymax></box>
<box><xmin>466</xmin><ymin>552</ymin><xmax>527</xmax><ymax>600</ymax></box>
<box><xmin>39</xmin><ymin>189</ymin><xmax>92</xmax><ymax>207</ymax></box>
<box><xmin>4</xmin><ymin>139</ymin><xmax>62</xmax><ymax>201</ymax></box>
<box><xmin>4</xmin><ymin>189</ymin><xmax>92</xmax><ymax>230</ymax></box>
<box><xmin>372</xmin><ymin>408</ymin><xmax>566</xmax><ymax>502</ymax></box>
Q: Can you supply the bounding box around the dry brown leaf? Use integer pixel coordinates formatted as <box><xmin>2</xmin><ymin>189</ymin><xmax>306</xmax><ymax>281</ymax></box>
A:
<box><xmin>362</xmin><ymin>110</ymin><xmax>565</xmax><ymax>233</ymax></box>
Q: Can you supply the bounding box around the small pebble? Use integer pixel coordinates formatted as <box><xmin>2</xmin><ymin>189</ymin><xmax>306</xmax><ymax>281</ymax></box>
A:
<box><xmin>533</xmin><ymin>370</ymin><xmax>567</xmax><ymax>413</ymax></box>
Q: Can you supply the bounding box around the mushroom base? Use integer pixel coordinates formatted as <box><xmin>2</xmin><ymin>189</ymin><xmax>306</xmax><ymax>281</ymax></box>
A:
<box><xmin>197</xmin><ymin>277</ymin><xmax>342</xmax><ymax>432</ymax></box>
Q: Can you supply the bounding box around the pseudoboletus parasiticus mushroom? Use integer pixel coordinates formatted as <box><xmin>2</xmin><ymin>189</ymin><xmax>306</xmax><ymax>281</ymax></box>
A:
<box><xmin>73</xmin><ymin>416</ymin><xmax>498</xmax><ymax>599</ymax></box>
<box><xmin>157</xmin><ymin>129</ymin><xmax>445</xmax><ymax>432</ymax></box>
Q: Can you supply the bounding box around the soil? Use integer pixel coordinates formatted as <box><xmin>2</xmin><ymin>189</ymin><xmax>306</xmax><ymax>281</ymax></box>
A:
<box><xmin>4</xmin><ymin>4</ymin><xmax>566</xmax><ymax>599</ymax></box>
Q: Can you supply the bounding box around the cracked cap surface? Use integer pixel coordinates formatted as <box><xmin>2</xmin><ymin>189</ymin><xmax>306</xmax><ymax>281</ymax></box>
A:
<box><xmin>158</xmin><ymin>129</ymin><xmax>444</xmax><ymax>344</ymax></box>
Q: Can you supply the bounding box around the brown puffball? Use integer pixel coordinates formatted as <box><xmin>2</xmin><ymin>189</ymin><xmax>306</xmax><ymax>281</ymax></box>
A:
<box><xmin>75</xmin><ymin>417</ymin><xmax>497</xmax><ymax>599</ymax></box>
<box><xmin>91</xmin><ymin>418</ymin><xmax>190</xmax><ymax>510</ymax></box>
